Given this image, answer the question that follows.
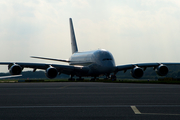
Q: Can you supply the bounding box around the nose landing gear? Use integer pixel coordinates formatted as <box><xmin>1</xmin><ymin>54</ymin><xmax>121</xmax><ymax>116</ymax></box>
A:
<box><xmin>104</xmin><ymin>74</ymin><xmax>116</xmax><ymax>81</ymax></box>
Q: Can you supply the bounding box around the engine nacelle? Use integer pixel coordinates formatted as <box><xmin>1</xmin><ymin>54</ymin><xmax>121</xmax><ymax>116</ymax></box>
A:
<box><xmin>9</xmin><ymin>64</ymin><xmax>22</xmax><ymax>75</ymax></box>
<box><xmin>131</xmin><ymin>67</ymin><xmax>144</xmax><ymax>79</ymax></box>
<box><xmin>45</xmin><ymin>67</ymin><xmax>58</xmax><ymax>79</ymax></box>
<box><xmin>155</xmin><ymin>64</ymin><xmax>168</xmax><ymax>76</ymax></box>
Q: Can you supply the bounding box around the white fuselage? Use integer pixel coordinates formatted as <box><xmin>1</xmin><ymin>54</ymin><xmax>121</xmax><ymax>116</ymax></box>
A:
<box><xmin>69</xmin><ymin>49</ymin><xmax>116</xmax><ymax>76</ymax></box>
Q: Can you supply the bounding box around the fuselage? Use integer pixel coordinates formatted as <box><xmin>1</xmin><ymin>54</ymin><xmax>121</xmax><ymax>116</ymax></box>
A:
<box><xmin>69</xmin><ymin>49</ymin><xmax>116</xmax><ymax>76</ymax></box>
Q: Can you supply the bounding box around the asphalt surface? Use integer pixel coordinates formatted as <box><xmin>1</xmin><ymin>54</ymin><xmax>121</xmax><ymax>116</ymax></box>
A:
<box><xmin>0</xmin><ymin>82</ymin><xmax>180</xmax><ymax>120</ymax></box>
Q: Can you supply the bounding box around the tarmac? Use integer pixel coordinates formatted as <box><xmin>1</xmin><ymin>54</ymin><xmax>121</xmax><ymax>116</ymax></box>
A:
<box><xmin>0</xmin><ymin>82</ymin><xmax>180</xmax><ymax>120</ymax></box>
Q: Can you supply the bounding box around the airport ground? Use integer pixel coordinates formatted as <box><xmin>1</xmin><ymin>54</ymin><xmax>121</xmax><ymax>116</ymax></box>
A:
<box><xmin>0</xmin><ymin>82</ymin><xmax>180</xmax><ymax>120</ymax></box>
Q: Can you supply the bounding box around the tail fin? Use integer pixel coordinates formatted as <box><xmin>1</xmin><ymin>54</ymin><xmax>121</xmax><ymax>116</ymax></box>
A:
<box><xmin>69</xmin><ymin>18</ymin><xmax>78</xmax><ymax>54</ymax></box>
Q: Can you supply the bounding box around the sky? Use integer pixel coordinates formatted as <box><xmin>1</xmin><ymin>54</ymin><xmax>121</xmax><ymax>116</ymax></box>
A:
<box><xmin>0</xmin><ymin>0</ymin><xmax>180</xmax><ymax>72</ymax></box>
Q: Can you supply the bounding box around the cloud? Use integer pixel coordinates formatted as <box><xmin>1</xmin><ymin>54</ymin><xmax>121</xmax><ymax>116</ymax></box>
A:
<box><xmin>70</xmin><ymin>0</ymin><xmax>90</xmax><ymax>8</ymax></box>
<box><xmin>106</xmin><ymin>1</ymin><xmax>180</xmax><ymax>64</ymax></box>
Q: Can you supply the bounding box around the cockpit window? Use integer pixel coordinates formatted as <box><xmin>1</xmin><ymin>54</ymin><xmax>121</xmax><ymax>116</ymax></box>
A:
<box><xmin>102</xmin><ymin>58</ymin><xmax>112</xmax><ymax>61</ymax></box>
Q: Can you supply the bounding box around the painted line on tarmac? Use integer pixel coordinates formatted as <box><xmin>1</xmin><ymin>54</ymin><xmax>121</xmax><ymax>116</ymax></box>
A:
<box><xmin>141</xmin><ymin>113</ymin><xmax>180</xmax><ymax>116</ymax></box>
<box><xmin>1</xmin><ymin>105</ymin><xmax>180</xmax><ymax>109</ymax></box>
<box><xmin>0</xmin><ymin>105</ymin><xmax>132</xmax><ymax>109</ymax></box>
<box><xmin>131</xmin><ymin>106</ymin><xmax>141</xmax><ymax>114</ymax></box>
<box><xmin>130</xmin><ymin>105</ymin><xmax>180</xmax><ymax>116</ymax></box>
<box><xmin>60</xmin><ymin>85</ymin><xmax>71</xmax><ymax>89</ymax></box>
<box><xmin>2</xmin><ymin>104</ymin><xmax>180</xmax><ymax>116</ymax></box>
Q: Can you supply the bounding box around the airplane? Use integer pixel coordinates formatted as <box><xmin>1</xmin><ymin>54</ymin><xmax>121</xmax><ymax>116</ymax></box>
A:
<box><xmin>0</xmin><ymin>18</ymin><xmax>180</xmax><ymax>80</ymax></box>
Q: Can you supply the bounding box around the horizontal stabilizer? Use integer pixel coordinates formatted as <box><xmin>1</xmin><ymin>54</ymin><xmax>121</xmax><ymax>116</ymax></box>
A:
<box><xmin>31</xmin><ymin>56</ymin><xmax>70</xmax><ymax>63</ymax></box>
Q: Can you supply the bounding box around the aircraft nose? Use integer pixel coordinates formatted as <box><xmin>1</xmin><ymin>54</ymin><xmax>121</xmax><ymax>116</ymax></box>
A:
<box><xmin>102</xmin><ymin>60</ymin><xmax>115</xmax><ymax>68</ymax></box>
<box><xmin>101</xmin><ymin>61</ymin><xmax>115</xmax><ymax>73</ymax></box>
<box><xmin>107</xmin><ymin>61</ymin><xmax>115</xmax><ymax>67</ymax></box>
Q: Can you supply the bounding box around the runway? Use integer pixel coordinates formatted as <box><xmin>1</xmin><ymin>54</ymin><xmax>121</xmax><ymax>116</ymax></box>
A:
<box><xmin>0</xmin><ymin>82</ymin><xmax>180</xmax><ymax>120</ymax></box>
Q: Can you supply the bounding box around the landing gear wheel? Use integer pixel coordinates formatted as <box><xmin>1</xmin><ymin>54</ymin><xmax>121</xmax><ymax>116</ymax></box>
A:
<box><xmin>90</xmin><ymin>77</ymin><xmax>97</xmax><ymax>82</ymax></box>
<box><xmin>110</xmin><ymin>75</ymin><xmax>116</xmax><ymax>81</ymax></box>
<box><xmin>68</xmin><ymin>75</ymin><xmax>75</xmax><ymax>81</ymax></box>
<box><xmin>68</xmin><ymin>78</ymin><xmax>75</xmax><ymax>81</ymax></box>
<box><xmin>76</xmin><ymin>77</ymin><xmax>84</xmax><ymax>81</ymax></box>
<box><xmin>104</xmin><ymin>74</ymin><xmax>110</xmax><ymax>80</ymax></box>
<box><xmin>90</xmin><ymin>78</ymin><xmax>95</xmax><ymax>82</ymax></box>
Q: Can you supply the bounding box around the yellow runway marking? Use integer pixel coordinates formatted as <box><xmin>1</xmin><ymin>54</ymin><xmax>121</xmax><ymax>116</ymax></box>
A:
<box><xmin>131</xmin><ymin>106</ymin><xmax>141</xmax><ymax>114</ymax></box>
<box><xmin>130</xmin><ymin>106</ymin><xmax>180</xmax><ymax>115</ymax></box>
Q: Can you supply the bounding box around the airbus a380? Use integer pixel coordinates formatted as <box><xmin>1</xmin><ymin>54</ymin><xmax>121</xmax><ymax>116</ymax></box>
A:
<box><xmin>0</xmin><ymin>18</ymin><xmax>179</xmax><ymax>80</ymax></box>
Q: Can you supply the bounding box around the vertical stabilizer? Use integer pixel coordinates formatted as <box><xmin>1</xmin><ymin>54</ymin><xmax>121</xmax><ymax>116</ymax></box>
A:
<box><xmin>69</xmin><ymin>18</ymin><xmax>78</xmax><ymax>54</ymax></box>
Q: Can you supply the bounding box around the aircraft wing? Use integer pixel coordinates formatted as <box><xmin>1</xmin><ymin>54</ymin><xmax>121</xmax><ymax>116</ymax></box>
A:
<box><xmin>0</xmin><ymin>62</ymin><xmax>89</xmax><ymax>76</ymax></box>
<box><xmin>0</xmin><ymin>75</ymin><xmax>22</xmax><ymax>79</ymax></box>
<box><xmin>116</xmin><ymin>63</ymin><xmax>180</xmax><ymax>71</ymax></box>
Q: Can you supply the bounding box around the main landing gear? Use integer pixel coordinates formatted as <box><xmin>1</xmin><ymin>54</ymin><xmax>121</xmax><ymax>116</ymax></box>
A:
<box><xmin>68</xmin><ymin>75</ymin><xmax>116</xmax><ymax>81</ymax></box>
<box><xmin>68</xmin><ymin>75</ymin><xmax>75</xmax><ymax>81</ymax></box>
<box><xmin>68</xmin><ymin>75</ymin><xmax>84</xmax><ymax>81</ymax></box>
<box><xmin>104</xmin><ymin>74</ymin><xmax>110</xmax><ymax>80</ymax></box>
<box><xmin>90</xmin><ymin>77</ymin><xmax>96</xmax><ymax>82</ymax></box>
<box><xmin>110</xmin><ymin>75</ymin><xmax>117</xmax><ymax>81</ymax></box>
<box><xmin>76</xmin><ymin>76</ymin><xmax>84</xmax><ymax>81</ymax></box>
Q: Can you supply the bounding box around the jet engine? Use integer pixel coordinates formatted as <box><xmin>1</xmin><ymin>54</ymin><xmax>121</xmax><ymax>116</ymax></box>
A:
<box><xmin>131</xmin><ymin>67</ymin><xmax>144</xmax><ymax>79</ymax></box>
<box><xmin>45</xmin><ymin>67</ymin><xmax>58</xmax><ymax>79</ymax></box>
<box><xmin>9</xmin><ymin>64</ymin><xmax>22</xmax><ymax>75</ymax></box>
<box><xmin>155</xmin><ymin>64</ymin><xmax>168</xmax><ymax>76</ymax></box>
